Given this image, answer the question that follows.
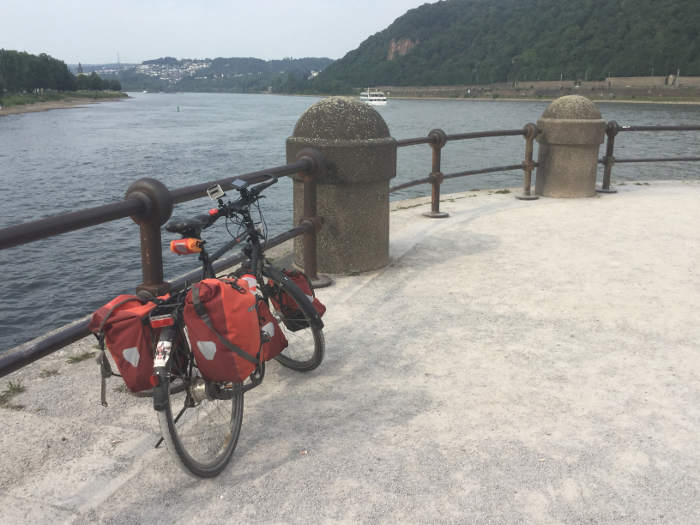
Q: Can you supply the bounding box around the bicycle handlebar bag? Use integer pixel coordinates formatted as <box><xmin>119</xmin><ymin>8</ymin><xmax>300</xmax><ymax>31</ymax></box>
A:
<box><xmin>270</xmin><ymin>270</ymin><xmax>326</xmax><ymax>332</ymax></box>
<box><xmin>89</xmin><ymin>294</ymin><xmax>160</xmax><ymax>392</ymax></box>
<box><xmin>257</xmin><ymin>298</ymin><xmax>288</xmax><ymax>361</ymax></box>
<box><xmin>183</xmin><ymin>278</ymin><xmax>261</xmax><ymax>382</ymax></box>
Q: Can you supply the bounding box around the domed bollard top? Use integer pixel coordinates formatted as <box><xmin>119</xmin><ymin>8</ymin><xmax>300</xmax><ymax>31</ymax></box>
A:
<box><xmin>535</xmin><ymin>95</ymin><xmax>606</xmax><ymax>197</ymax></box>
<box><xmin>287</xmin><ymin>97</ymin><xmax>396</xmax><ymax>274</ymax></box>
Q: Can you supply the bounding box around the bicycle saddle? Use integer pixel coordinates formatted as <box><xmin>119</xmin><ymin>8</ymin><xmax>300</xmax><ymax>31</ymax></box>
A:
<box><xmin>166</xmin><ymin>213</ymin><xmax>212</xmax><ymax>237</ymax></box>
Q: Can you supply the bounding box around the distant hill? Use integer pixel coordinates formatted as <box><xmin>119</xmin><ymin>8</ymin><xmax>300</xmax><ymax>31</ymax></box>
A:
<box><xmin>99</xmin><ymin>56</ymin><xmax>334</xmax><ymax>93</ymax></box>
<box><xmin>142</xmin><ymin>56</ymin><xmax>333</xmax><ymax>75</ymax></box>
<box><xmin>312</xmin><ymin>0</ymin><xmax>700</xmax><ymax>90</ymax></box>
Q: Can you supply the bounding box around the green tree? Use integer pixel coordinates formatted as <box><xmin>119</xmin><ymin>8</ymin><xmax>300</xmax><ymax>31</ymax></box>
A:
<box><xmin>0</xmin><ymin>49</ymin><xmax>78</xmax><ymax>93</ymax></box>
<box><xmin>76</xmin><ymin>73</ymin><xmax>89</xmax><ymax>90</ymax></box>
<box><xmin>88</xmin><ymin>71</ymin><xmax>103</xmax><ymax>90</ymax></box>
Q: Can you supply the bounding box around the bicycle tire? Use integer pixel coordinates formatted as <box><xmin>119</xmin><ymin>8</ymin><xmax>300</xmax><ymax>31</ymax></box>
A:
<box><xmin>262</xmin><ymin>266</ymin><xmax>325</xmax><ymax>372</ymax></box>
<box><xmin>155</xmin><ymin>333</ymin><xmax>244</xmax><ymax>478</ymax></box>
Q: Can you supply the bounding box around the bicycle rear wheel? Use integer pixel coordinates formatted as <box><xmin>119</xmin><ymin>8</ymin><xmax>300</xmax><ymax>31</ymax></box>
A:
<box><xmin>156</xmin><ymin>336</ymin><xmax>244</xmax><ymax>478</ymax></box>
<box><xmin>263</xmin><ymin>266</ymin><xmax>325</xmax><ymax>372</ymax></box>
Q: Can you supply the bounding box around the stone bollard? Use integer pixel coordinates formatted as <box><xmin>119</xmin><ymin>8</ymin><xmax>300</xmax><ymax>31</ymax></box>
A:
<box><xmin>535</xmin><ymin>95</ymin><xmax>606</xmax><ymax>197</ymax></box>
<box><xmin>286</xmin><ymin>97</ymin><xmax>397</xmax><ymax>274</ymax></box>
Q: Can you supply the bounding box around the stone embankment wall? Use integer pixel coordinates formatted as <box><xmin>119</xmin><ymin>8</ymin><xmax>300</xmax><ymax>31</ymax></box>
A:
<box><xmin>378</xmin><ymin>76</ymin><xmax>700</xmax><ymax>100</ymax></box>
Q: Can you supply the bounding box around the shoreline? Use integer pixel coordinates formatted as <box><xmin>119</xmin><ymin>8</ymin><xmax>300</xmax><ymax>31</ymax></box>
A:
<box><xmin>244</xmin><ymin>92</ymin><xmax>700</xmax><ymax>106</ymax></box>
<box><xmin>4</xmin><ymin>92</ymin><xmax>699</xmax><ymax>112</ymax></box>
<box><xmin>385</xmin><ymin>94</ymin><xmax>700</xmax><ymax>105</ymax></box>
<box><xmin>0</xmin><ymin>95</ymin><xmax>127</xmax><ymax>117</ymax></box>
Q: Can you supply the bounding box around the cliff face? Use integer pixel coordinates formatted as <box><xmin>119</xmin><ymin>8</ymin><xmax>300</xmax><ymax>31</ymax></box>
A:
<box><xmin>387</xmin><ymin>38</ymin><xmax>418</xmax><ymax>61</ymax></box>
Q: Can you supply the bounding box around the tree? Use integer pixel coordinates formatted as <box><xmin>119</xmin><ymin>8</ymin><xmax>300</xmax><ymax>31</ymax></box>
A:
<box><xmin>88</xmin><ymin>71</ymin><xmax>103</xmax><ymax>90</ymax></box>
<box><xmin>76</xmin><ymin>73</ymin><xmax>89</xmax><ymax>90</ymax></box>
<box><xmin>0</xmin><ymin>49</ymin><xmax>78</xmax><ymax>93</ymax></box>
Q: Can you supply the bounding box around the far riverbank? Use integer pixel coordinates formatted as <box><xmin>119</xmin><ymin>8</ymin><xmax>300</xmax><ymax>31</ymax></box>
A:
<box><xmin>0</xmin><ymin>93</ymin><xmax>128</xmax><ymax>117</ymax></box>
<box><xmin>387</xmin><ymin>95</ymin><xmax>700</xmax><ymax>106</ymax></box>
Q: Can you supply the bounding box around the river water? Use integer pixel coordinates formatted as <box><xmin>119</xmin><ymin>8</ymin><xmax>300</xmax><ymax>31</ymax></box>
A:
<box><xmin>1</xmin><ymin>93</ymin><xmax>699</xmax><ymax>350</ymax></box>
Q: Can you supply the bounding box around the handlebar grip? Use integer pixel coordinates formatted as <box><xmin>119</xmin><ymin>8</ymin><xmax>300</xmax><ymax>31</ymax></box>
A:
<box><xmin>250</xmin><ymin>177</ymin><xmax>278</xmax><ymax>197</ymax></box>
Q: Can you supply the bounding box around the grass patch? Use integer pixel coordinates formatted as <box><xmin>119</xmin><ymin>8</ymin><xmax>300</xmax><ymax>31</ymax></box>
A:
<box><xmin>72</xmin><ymin>90</ymin><xmax>126</xmax><ymax>100</ymax></box>
<box><xmin>494</xmin><ymin>189</ymin><xmax>511</xmax><ymax>194</ymax></box>
<box><xmin>67</xmin><ymin>351</ymin><xmax>96</xmax><ymax>364</ymax></box>
<box><xmin>0</xmin><ymin>92</ymin><xmax>65</xmax><ymax>106</ymax></box>
<box><xmin>39</xmin><ymin>368</ymin><xmax>60</xmax><ymax>378</ymax></box>
<box><xmin>393</xmin><ymin>202</ymin><xmax>426</xmax><ymax>210</ymax></box>
<box><xmin>442</xmin><ymin>196</ymin><xmax>467</xmax><ymax>203</ymax></box>
<box><xmin>6</xmin><ymin>381</ymin><xmax>24</xmax><ymax>395</ymax></box>
<box><xmin>0</xmin><ymin>380</ymin><xmax>26</xmax><ymax>410</ymax></box>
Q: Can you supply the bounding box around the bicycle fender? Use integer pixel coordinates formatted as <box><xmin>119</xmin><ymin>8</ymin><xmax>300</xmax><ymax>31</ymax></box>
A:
<box><xmin>152</xmin><ymin>367</ymin><xmax>168</xmax><ymax>411</ymax></box>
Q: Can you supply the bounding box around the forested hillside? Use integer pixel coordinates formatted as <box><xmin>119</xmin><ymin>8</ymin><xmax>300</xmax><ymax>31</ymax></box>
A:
<box><xmin>313</xmin><ymin>0</ymin><xmax>700</xmax><ymax>91</ymax></box>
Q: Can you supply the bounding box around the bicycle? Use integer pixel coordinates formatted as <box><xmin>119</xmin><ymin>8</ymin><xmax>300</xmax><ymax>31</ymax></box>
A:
<box><xmin>149</xmin><ymin>175</ymin><xmax>324</xmax><ymax>477</ymax></box>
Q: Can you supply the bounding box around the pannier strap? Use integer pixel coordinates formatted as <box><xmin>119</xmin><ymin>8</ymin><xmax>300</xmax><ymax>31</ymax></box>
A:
<box><xmin>97</xmin><ymin>296</ymin><xmax>143</xmax><ymax>332</ymax></box>
<box><xmin>191</xmin><ymin>284</ymin><xmax>258</xmax><ymax>365</ymax></box>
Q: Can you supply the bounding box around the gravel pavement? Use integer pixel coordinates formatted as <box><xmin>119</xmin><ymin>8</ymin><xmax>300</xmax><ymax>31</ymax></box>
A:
<box><xmin>1</xmin><ymin>180</ymin><xmax>699</xmax><ymax>524</ymax></box>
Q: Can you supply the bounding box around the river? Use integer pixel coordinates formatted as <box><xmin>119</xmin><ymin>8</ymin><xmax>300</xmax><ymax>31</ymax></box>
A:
<box><xmin>1</xmin><ymin>92</ymin><xmax>699</xmax><ymax>350</ymax></box>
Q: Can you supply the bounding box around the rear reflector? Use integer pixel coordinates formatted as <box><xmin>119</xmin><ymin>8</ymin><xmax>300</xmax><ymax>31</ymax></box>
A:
<box><xmin>150</xmin><ymin>315</ymin><xmax>175</xmax><ymax>328</ymax></box>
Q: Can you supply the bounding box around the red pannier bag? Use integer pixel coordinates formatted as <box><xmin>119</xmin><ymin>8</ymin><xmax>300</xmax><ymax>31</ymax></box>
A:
<box><xmin>257</xmin><ymin>298</ymin><xmax>288</xmax><ymax>361</ymax></box>
<box><xmin>270</xmin><ymin>270</ymin><xmax>326</xmax><ymax>332</ymax></box>
<box><xmin>183</xmin><ymin>278</ymin><xmax>261</xmax><ymax>382</ymax></box>
<box><xmin>88</xmin><ymin>294</ymin><xmax>160</xmax><ymax>392</ymax></box>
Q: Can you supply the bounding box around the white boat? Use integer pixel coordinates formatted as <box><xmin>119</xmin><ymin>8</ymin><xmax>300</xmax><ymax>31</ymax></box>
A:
<box><xmin>359</xmin><ymin>88</ymin><xmax>387</xmax><ymax>106</ymax></box>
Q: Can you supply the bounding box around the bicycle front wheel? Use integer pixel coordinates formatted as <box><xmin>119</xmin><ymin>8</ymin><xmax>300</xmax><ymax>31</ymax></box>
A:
<box><xmin>156</xmin><ymin>338</ymin><xmax>244</xmax><ymax>477</ymax></box>
<box><xmin>263</xmin><ymin>266</ymin><xmax>325</xmax><ymax>372</ymax></box>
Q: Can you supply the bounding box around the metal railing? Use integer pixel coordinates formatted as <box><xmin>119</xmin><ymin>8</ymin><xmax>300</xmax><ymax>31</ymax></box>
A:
<box><xmin>599</xmin><ymin>123</ymin><xmax>700</xmax><ymax>192</ymax></box>
<box><xmin>390</xmin><ymin>124</ymin><xmax>540</xmax><ymax>216</ymax></box>
<box><xmin>4</xmin><ymin>119</ymin><xmax>699</xmax><ymax>378</ymax></box>
<box><xmin>0</xmin><ymin>148</ymin><xmax>327</xmax><ymax>378</ymax></box>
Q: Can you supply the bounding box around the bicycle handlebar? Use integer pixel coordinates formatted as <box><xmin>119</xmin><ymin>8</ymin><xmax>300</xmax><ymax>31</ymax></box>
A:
<box><xmin>165</xmin><ymin>176</ymin><xmax>278</xmax><ymax>237</ymax></box>
<box><xmin>248</xmin><ymin>176</ymin><xmax>278</xmax><ymax>198</ymax></box>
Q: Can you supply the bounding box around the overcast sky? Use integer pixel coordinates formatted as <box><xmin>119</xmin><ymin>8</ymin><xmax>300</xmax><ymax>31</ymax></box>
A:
<box><xmin>1</xmin><ymin>0</ymin><xmax>430</xmax><ymax>64</ymax></box>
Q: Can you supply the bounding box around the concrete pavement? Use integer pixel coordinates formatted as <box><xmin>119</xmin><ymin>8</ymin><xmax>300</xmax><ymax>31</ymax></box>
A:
<box><xmin>1</xmin><ymin>180</ymin><xmax>699</xmax><ymax>524</ymax></box>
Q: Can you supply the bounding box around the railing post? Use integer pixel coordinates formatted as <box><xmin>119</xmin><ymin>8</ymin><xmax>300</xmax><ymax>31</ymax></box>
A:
<box><xmin>296</xmin><ymin>148</ymin><xmax>332</xmax><ymax>288</ymax></box>
<box><xmin>125</xmin><ymin>178</ymin><xmax>173</xmax><ymax>296</ymax></box>
<box><xmin>535</xmin><ymin>95</ymin><xmax>606</xmax><ymax>198</ymax></box>
<box><xmin>423</xmin><ymin>129</ymin><xmax>449</xmax><ymax>218</ymax></box>
<box><xmin>598</xmin><ymin>120</ymin><xmax>619</xmax><ymax>193</ymax></box>
<box><xmin>517</xmin><ymin>123</ymin><xmax>539</xmax><ymax>200</ymax></box>
<box><xmin>286</xmin><ymin>97</ymin><xmax>396</xmax><ymax>275</ymax></box>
